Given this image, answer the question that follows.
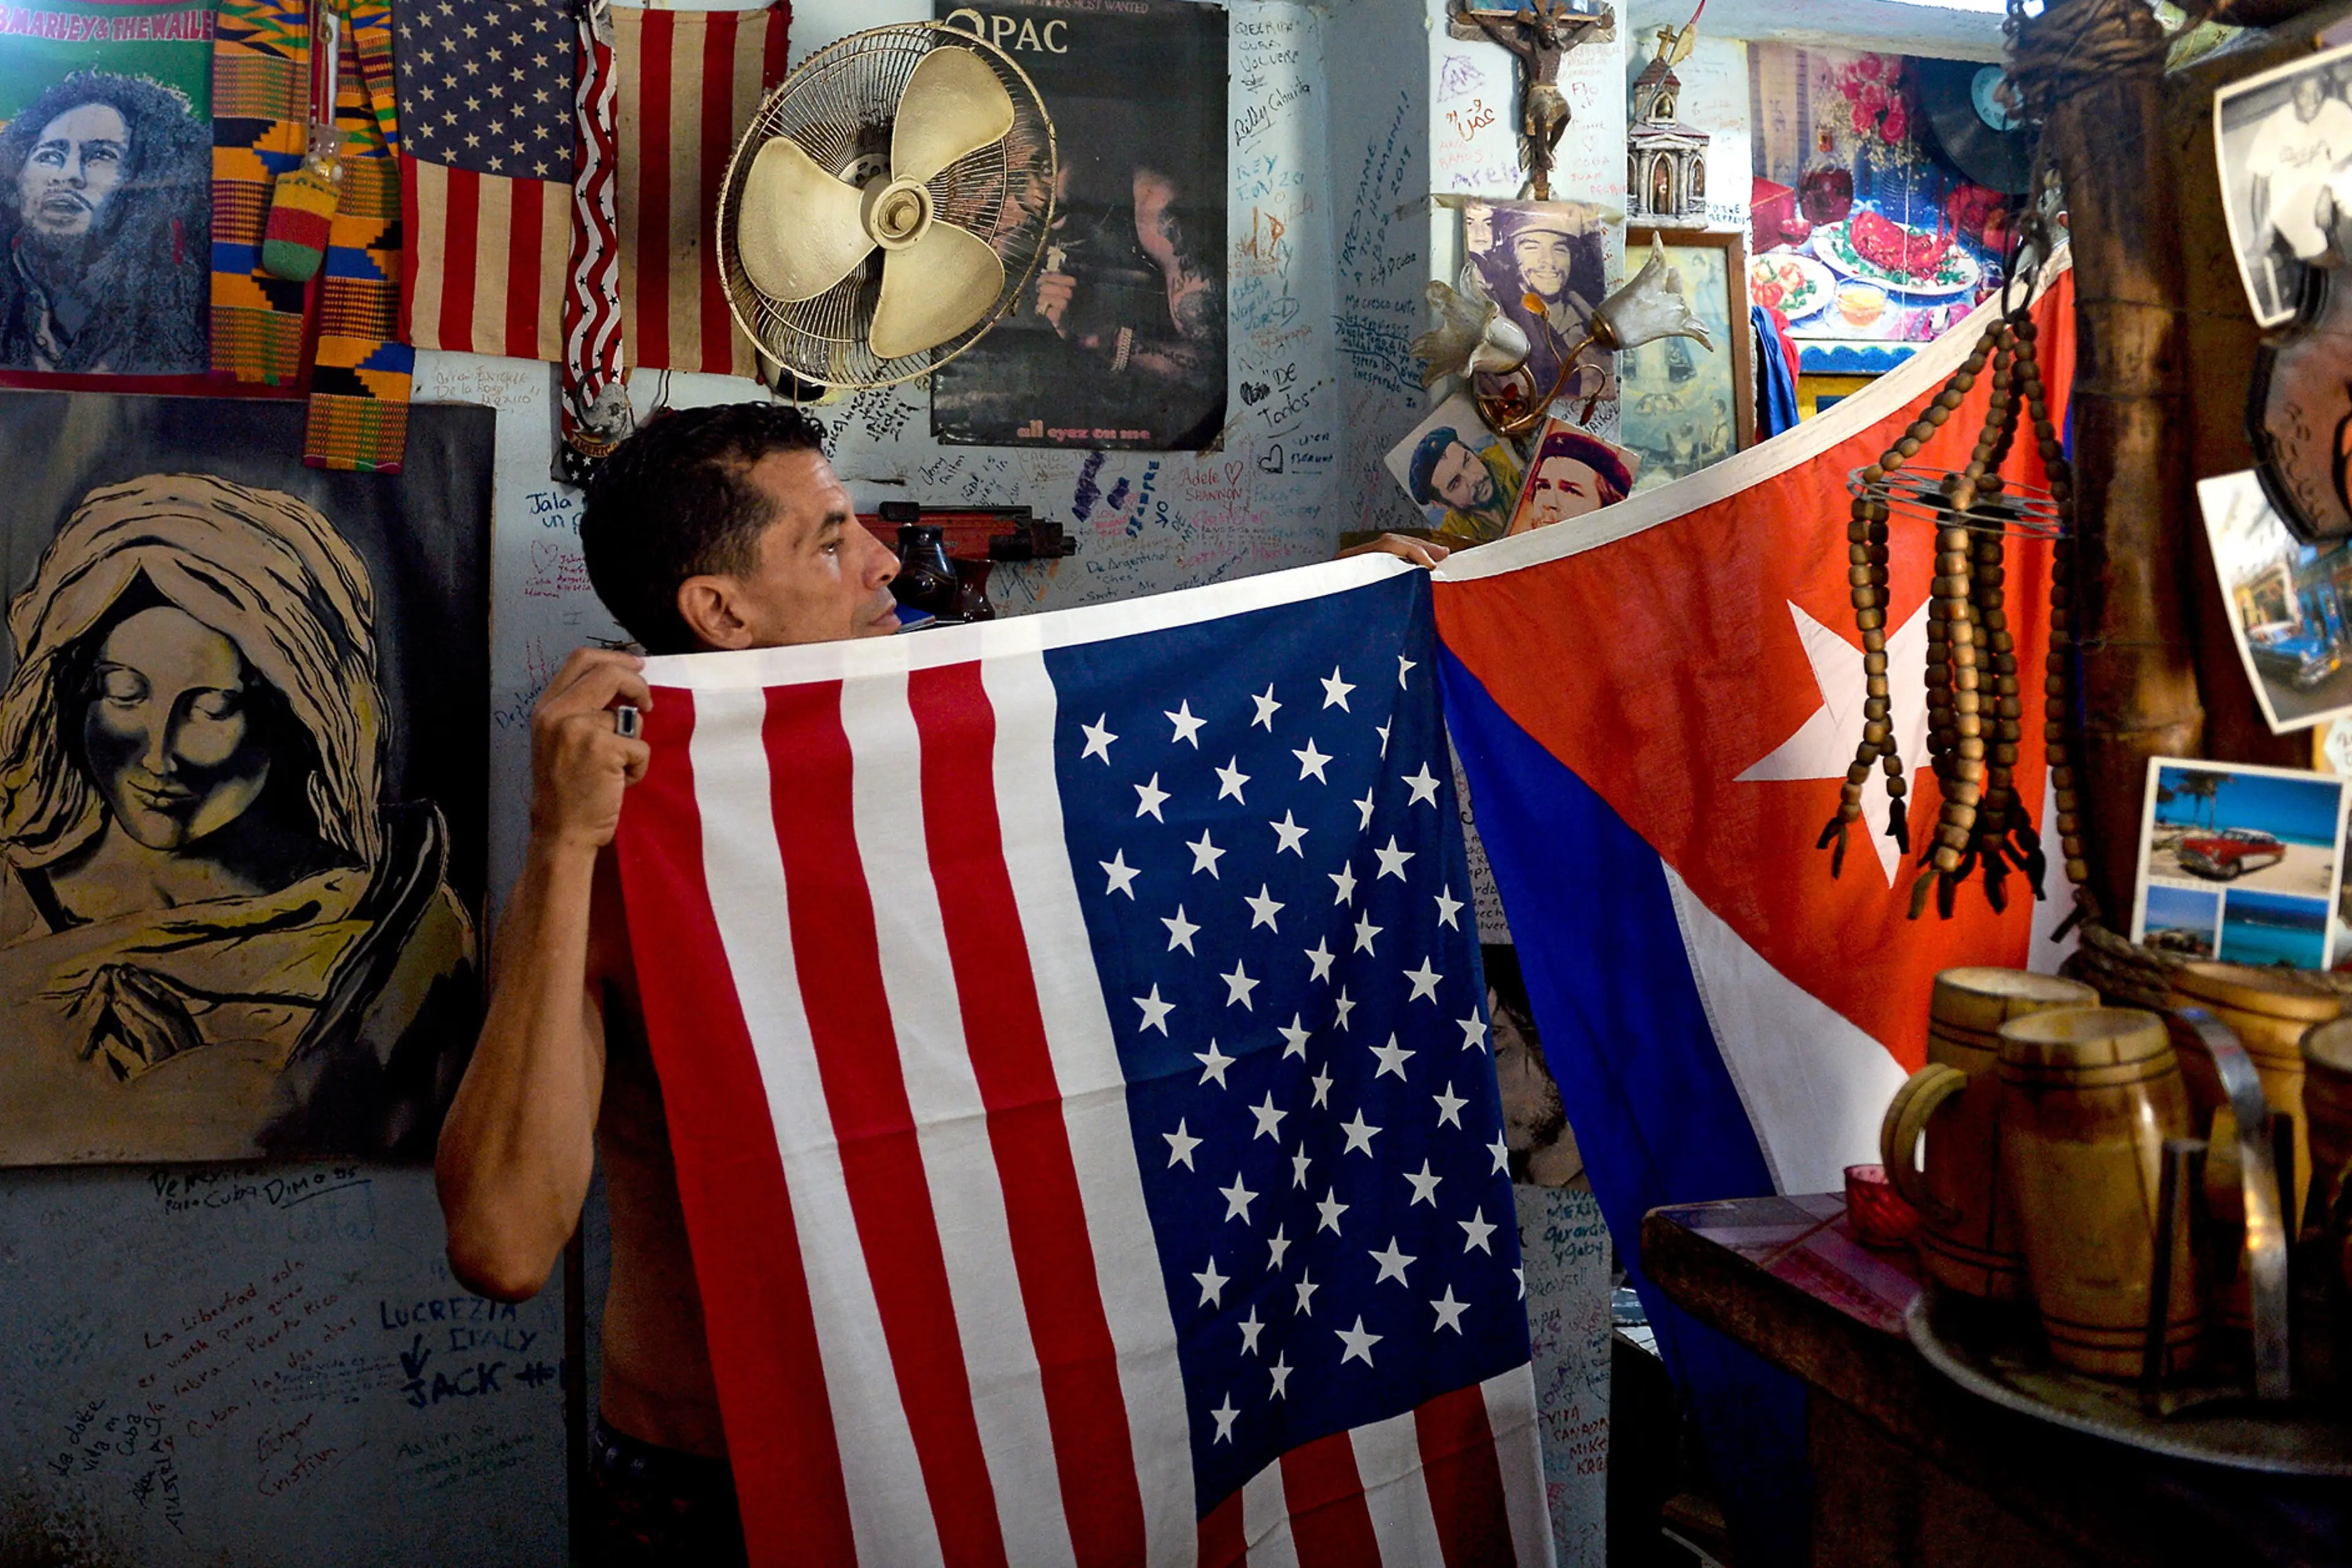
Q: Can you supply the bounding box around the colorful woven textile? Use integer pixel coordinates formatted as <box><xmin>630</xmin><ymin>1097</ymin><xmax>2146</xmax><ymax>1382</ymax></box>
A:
<box><xmin>304</xmin><ymin>0</ymin><xmax>411</xmax><ymax>472</ymax></box>
<box><xmin>211</xmin><ymin>0</ymin><xmax>312</xmax><ymax>385</ymax></box>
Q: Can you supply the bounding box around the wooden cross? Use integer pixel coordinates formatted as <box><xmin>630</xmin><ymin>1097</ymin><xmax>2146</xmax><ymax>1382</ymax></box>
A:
<box><xmin>1447</xmin><ymin>1</ymin><xmax>1613</xmax><ymax>201</ymax></box>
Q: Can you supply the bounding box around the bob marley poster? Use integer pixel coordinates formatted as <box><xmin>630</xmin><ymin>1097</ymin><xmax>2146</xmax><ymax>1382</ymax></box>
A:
<box><xmin>929</xmin><ymin>0</ymin><xmax>1228</xmax><ymax>451</ymax></box>
<box><xmin>0</xmin><ymin>0</ymin><xmax>214</xmax><ymax>375</ymax></box>
<box><xmin>0</xmin><ymin>393</ymin><xmax>490</xmax><ymax>1165</ymax></box>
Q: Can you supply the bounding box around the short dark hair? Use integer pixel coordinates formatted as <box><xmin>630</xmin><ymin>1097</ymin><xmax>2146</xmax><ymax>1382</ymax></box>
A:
<box><xmin>579</xmin><ymin>402</ymin><xmax>831</xmax><ymax>654</ymax></box>
<box><xmin>1409</xmin><ymin>426</ymin><xmax>1471</xmax><ymax>505</ymax></box>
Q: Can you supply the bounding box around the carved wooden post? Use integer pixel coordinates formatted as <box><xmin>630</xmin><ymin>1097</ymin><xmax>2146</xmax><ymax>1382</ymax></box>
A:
<box><xmin>2018</xmin><ymin>0</ymin><xmax>2206</xmax><ymax>919</ymax></box>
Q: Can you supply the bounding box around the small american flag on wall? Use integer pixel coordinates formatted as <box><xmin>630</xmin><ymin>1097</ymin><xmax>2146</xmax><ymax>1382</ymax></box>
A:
<box><xmin>615</xmin><ymin>560</ymin><xmax>1554</xmax><ymax>1568</ymax></box>
<box><xmin>614</xmin><ymin>4</ymin><xmax>787</xmax><ymax>379</ymax></box>
<box><xmin>393</xmin><ymin>0</ymin><xmax>573</xmax><ymax>361</ymax></box>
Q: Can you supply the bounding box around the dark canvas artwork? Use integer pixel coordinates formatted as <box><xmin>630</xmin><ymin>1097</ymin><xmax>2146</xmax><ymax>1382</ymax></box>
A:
<box><xmin>0</xmin><ymin>393</ymin><xmax>491</xmax><ymax>1164</ymax></box>
<box><xmin>930</xmin><ymin>0</ymin><xmax>1228</xmax><ymax>451</ymax></box>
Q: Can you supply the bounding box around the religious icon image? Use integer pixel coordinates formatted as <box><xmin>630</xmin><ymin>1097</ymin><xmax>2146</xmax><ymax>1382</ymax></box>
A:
<box><xmin>930</xmin><ymin>0</ymin><xmax>1227</xmax><ymax>451</ymax></box>
<box><xmin>1384</xmin><ymin>392</ymin><xmax>1526</xmax><ymax>547</ymax></box>
<box><xmin>1506</xmin><ymin>417</ymin><xmax>1638</xmax><ymax>533</ymax></box>
<box><xmin>1463</xmin><ymin>197</ymin><xmax>1615</xmax><ymax>423</ymax></box>
<box><xmin>0</xmin><ymin>0</ymin><xmax>216</xmax><ymax>378</ymax></box>
<box><xmin>1445</xmin><ymin>1</ymin><xmax>1607</xmax><ymax>202</ymax></box>
<box><xmin>0</xmin><ymin>394</ymin><xmax>491</xmax><ymax>1164</ymax></box>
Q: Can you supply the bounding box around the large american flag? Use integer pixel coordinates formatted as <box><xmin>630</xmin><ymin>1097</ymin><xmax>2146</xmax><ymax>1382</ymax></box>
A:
<box><xmin>394</xmin><ymin>0</ymin><xmax>573</xmax><ymax>361</ymax></box>
<box><xmin>616</xmin><ymin>560</ymin><xmax>1553</xmax><ymax>1568</ymax></box>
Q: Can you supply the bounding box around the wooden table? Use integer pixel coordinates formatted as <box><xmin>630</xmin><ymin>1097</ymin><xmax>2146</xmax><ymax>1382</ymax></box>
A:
<box><xmin>1642</xmin><ymin>1194</ymin><xmax>2351</xmax><ymax>1567</ymax></box>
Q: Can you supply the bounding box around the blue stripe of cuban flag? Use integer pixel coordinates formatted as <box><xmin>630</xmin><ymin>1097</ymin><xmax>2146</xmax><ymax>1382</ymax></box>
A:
<box><xmin>1049</xmin><ymin>566</ymin><xmax>1533</xmax><ymax>1518</ymax></box>
<box><xmin>1437</xmin><ymin>646</ymin><xmax>1811</xmax><ymax>1568</ymax></box>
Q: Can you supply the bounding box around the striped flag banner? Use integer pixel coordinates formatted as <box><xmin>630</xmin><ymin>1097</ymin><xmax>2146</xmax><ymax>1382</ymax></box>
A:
<box><xmin>393</xmin><ymin>0</ymin><xmax>574</xmax><ymax>361</ymax></box>
<box><xmin>614</xmin><ymin>2</ymin><xmax>787</xmax><ymax>379</ymax></box>
<box><xmin>615</xmin><ymin>561</ymin><xmax>1553</xmax><ymax>1568</ymax></box>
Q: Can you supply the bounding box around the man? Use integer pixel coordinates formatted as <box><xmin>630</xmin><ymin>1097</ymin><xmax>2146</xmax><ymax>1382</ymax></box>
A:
<box><xmin>1476</xmin><ymin>204</ymin><xmax>1606</xmax><ymax>407</ymax></box>
<box><xmin>2247</xmin><ymin>69</ymin><xmax>2352</xmax><ymax>265</ymax></box>
<box><xmin>437</xmin><ymin>404</ymin><xmax>1438</xmax><ymax>1562</ymax></box>
<box><xmin>1510</xmin><ymin>424</ymin><xmax>1634</xmax><ymax>533</ymax></box>
<box><xmin>0</xmin><ymin>70</ymin><xmax>209</xmax><ymax>374</ymax></box>
<box><xmin>1409</xmin><ymin>422</ymin><xmax>1521</xmax><ymax>545</ymax></box>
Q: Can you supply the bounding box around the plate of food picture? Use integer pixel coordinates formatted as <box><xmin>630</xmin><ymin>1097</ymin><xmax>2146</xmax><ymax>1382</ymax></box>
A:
<box><xmin>1748</xmin><ymin>251</ymin><xmax>1837</xmax><ymax>321</ymax></box>
<box><xmin>1812</xmin><ymin>209</ymin><xmax>1983</xmax><ymax>298</ymax></box>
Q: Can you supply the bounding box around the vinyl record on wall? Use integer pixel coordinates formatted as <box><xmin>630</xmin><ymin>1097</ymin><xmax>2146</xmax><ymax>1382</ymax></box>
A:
<box><xmin>1915</xmin><ymin>59</ymin><xmax>2034</xmax><ymax>194</ymax></box>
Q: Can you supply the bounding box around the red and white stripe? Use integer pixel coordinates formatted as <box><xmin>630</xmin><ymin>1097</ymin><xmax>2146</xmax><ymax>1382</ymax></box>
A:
<box><xmin>400</xmin><ymin>157</ymin><xmax>570</xmax><ymax>361</ymax></box>
<box><xmin>614</xmin><ymin>4</ymin><xmax>786</xmax><ymax>379</ymax></box>
<box><xmin>562</xmin><ymin>0</ymin><xmax>624</xmax><ymax>437</ymax></box>
<box><xmin>613</xmin><ymin>560</ymin><xmax>1553</xmax><ymax>1568</ymax></box>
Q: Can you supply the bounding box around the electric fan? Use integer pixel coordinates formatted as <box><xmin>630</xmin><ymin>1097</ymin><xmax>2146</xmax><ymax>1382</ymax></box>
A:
<box><xmin>718</xmin><ymin>24</ymin><xmax>1057</xmax><ymax>389</ymax></box>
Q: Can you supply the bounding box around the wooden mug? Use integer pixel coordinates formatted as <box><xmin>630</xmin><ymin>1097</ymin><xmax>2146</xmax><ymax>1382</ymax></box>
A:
<box><xmin>1998</xmin><ymin>1007</ymin><xmax>2200</xmax><ymax>1379</ymax></box>
<box><xmin>2167</xmin><ymin>960</ymin><xmax>2340</xmax><ymax>1228</ymax></box>
<box><xmin>1880</xmin><ymin>968</ymin><xmax>2098</xmax><ymax>1300</ymax></box>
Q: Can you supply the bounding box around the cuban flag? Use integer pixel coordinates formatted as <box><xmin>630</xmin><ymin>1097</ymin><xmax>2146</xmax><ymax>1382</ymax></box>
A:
<box><xmin>614</xmin><ymin>564</ymin><xmax>1552</xmax><ymax>1567</ymax></box>
<box><xmin>1430</xmin><ymin>257</ymin><xmax>2078</xmax><ymax>1561</ymax></box>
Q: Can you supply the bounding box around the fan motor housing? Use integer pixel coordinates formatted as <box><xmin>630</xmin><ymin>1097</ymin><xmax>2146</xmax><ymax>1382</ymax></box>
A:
<box><xmin>865</xmin><ymin>177</ymin><xmax>935</xmax><ymax>250</ymax></box>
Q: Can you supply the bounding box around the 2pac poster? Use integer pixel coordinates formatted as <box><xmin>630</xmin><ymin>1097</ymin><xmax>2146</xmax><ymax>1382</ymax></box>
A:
<box><xmin>930</xmin><ymin>0</ymin><xmax>1228</xmax><ymax>451</ymax></box>
<box><xmin>0</xmin><ymin>393</ymin><xmax>490</xmax><ymax>1165</ymax></box>
<box><xmin>0</xmin><ymin>0</ymin><xmax>214</xmax><ymax>375</ymax></box>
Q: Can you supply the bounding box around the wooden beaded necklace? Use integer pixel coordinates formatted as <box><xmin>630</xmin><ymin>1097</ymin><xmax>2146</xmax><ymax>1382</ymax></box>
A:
<box><xmin>1815</xmin><ymin>305</ymin><xmax>2094</xmax><ymax>929</ymax></box>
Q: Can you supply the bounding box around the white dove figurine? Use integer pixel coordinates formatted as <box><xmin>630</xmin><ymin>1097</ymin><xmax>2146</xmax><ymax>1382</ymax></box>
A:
<box><xmin>1410</xmin><ymin>263</ymin><xmax>1531</xmax><ymax>389</ymax></box>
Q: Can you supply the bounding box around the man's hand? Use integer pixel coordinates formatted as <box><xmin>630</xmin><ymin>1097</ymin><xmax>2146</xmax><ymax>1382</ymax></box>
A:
<box><xmin>529</xmin><ymin>647</ymin><xmax>652</xmax><ymax>853</ymax></box>
<box><xmin>1035</xmin><ymin>271</ymin><xmax>1076</xmax><ymax>334</ymax></box>
<box><xmin>1340</xmin><ymin>533</ymin><xmax>1452</xmax><ymax>569</ymax></box>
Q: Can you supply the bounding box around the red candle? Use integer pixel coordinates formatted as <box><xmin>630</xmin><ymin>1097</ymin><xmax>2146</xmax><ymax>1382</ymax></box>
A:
<box><xmin>1845</xmin><ymin>1162</ymin><xmax>1923</xmax><ymax>1248</ymax></box>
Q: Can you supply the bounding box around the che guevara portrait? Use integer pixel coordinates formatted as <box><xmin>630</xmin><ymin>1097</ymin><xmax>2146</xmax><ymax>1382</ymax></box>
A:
<box><xmin>0</xmin><ymin>394</ymin><xmax>491</xmax><ymax>1165</ymax></box>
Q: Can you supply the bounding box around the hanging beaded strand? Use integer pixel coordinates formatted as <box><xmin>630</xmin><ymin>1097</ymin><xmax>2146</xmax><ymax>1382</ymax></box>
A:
<box><xmin>1815</xmin><ymin>320</ymin><xmax>2002</xmax><ymax>877</ymax></box>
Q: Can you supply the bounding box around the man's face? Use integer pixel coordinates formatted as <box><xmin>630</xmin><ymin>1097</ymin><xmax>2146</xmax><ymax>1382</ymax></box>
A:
<box><xmin>18</xmin><ymin>102</ymin><xmax>127</xmax><ymax>238</ymax></box>
<box><xmin>1526</xmin><ymin>454</ymin><xmax>1607</xmax><ymax>526</ymax></box>
<box><xmin>1433</xmin><ymin>440</ymin><xmax>1496</xmax><ymax>510</ymax></box>
<box><xmin>2297</xmin><ymin>78</ymin><xmax>2326</xmax><ymax>123</ymax></box>
<box><xmin>1512</xmin><ymin>232</ymin><xmax>1575</xmax><ymax>300</ymax></box>
<box><xmin>723</xmin><ymin>450</ymin><xmax>902</xmax><ymax>648</ymax></box>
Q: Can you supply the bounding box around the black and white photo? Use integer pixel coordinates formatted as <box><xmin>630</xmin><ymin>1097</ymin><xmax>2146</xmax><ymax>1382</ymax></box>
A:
<box><xmin>2215</xmin><ymin>42</ymin><xmax>2352</xmax><ymax>328</ymax></box>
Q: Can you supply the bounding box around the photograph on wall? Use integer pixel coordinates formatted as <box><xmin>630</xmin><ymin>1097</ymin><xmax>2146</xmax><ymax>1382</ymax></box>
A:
<box><xmin>1483</xmin><ymin>944</ymin><xmax>1582</xmax><ymax>1188</ymax></box>
<box><xmin>1747</xmin><ymin>46</ymin><xmax>2013</xmax><ymax>355</ymax></box>
<box><xmin>0</xmin><ymin>0</ymin><xmax>214</xmax><ymax>377</ymax></box>
<box><xmin>1618</xmin><ymin>230</ymin><xmax>1747</xmax><ymax>493</ymax></box>
<box><xmin>1383</xmin><ymin>391</ymin><xmax>1525</xmax><ymax>546</ymax></box>
<box><xmin>2131</xmin><ymin>757</ymin><xmax>2348</xmax><ymax>971</ymax></box>
<box><xmin>1505</xmin><ymin>415</ymin><xmax>1637</xmax><ymax>532</ymax></box>
<box><xmin>0</xmin><ymin>393</ymin><xmax>491</xmax><ymax>1164</ymax></box>
<box><xmin>2198</xmin><ymin>469</ymin><xmax>2352</xmax><ymax>734</ymax></box>
<box><xmin>929</xmin><ymin>0</ymin><xmax>1228</xmax><ymax>451</ymax></box>
<box><xmin>1461</xmin><ymin>197</ymin><xmax>1615</xmax><ymax>426</ymax></box>
<box><xmin>2214</xmin><ymin>42</ymin><xmax>2352</xmax><ymax>330</ymax></box>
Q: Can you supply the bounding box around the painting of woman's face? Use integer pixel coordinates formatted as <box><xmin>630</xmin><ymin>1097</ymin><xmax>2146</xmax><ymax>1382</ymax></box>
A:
<box><xmin>81</xmin><ymin>605</ymin><xmax>272</xmax><ymax>852</ymax></box>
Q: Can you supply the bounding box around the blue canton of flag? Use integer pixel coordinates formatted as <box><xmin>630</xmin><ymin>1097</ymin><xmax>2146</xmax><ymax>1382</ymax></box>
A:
<box><xmin>1050</xmin><ymin>568</ymin><xmax>1528</xmax><ymax>1509</ymax></box>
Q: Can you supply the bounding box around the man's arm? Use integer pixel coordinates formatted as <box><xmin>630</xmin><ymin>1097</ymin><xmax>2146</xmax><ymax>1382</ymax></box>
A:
<box><xmin>436</xmin><ymin>648</ymin><xmax>652</xmax><ymax>1302</ymax></box>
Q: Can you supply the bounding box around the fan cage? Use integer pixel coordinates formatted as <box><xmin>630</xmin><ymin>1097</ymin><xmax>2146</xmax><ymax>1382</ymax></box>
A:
<box><xmin>718</xmin><ymin>23</ymin><xmax>1058</xmax><ymax>391</ymax></box>
<box><xmin>1849</xmin><ymin>466</ymin><xmax>2067</xmax><ymax>542</ymax></box>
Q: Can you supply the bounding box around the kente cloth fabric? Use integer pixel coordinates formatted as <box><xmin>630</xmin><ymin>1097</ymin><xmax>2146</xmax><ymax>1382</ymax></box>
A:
<box><xmin>1428</xmin><ymin>257</ymin><xmax>2078</xmax><ymax>1567</ymax></box>
<box><xmin>211</xmin><ymin>0</ymin><xmax>312</xmax><ymax>385</ymax></box>
<box><xmin>304</xmin><ymin>0</ymin><xmax>411</xmax><ymax>473</ymax></box>
<box><xmin>562</xmin><ymin>0</ymin><xmax>624</xmax><ymax>452</ymax></box>
<box><xmin>613</xmin><ymin>3</ymin><xmax>786</xmax><ymax>379</ymax></box>
<box><xmin>392</xmin><ymin>0</ymin><xmax>576</xmax><ymax>360</ymax></box>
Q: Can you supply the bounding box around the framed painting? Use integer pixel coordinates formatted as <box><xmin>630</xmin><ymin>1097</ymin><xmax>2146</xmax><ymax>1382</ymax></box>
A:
<box><xmin>1619</xmin><ymin>227</ymin><xmax>1752</xmax><ymax>494</ymax></box>
<box><xmin>0</xmin><ymin>393</ymin><xmax>491</xmax><ymax>1164</ymax></box>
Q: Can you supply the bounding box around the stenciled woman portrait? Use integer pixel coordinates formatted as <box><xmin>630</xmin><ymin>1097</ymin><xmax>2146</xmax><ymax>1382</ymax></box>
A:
<box><xmin>0</xmin><ymin>70</ymin><xmax>210</xmax><ymax>375</ymax></box>
<box><xmin>0</xmin><ymin>474</ymin><xmax>477</xmax><ymax>1163</ymax></box>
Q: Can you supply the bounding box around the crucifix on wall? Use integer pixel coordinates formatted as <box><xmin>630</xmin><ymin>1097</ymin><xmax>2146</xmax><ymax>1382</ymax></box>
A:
<box><xmin>1447</xmin><ymin>0</ymin><xmax>1613</xmax><ymax>201</ymax></box>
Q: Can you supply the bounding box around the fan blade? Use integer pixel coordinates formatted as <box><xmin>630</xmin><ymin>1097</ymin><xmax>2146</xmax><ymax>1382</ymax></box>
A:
<box><xmin>736</xmin><ymin>137</ymin><xmax>874</xmax><ymax>302</ymax></box>
<box><xmin>868</xmin><ymin>220</ymin><xmax>1006</xmax><ymax>360</ymax></box>
<box><xmin>891</xmin><ymin>45</ymin><xmax>1016</xmax><ymax>185</ymax></box>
